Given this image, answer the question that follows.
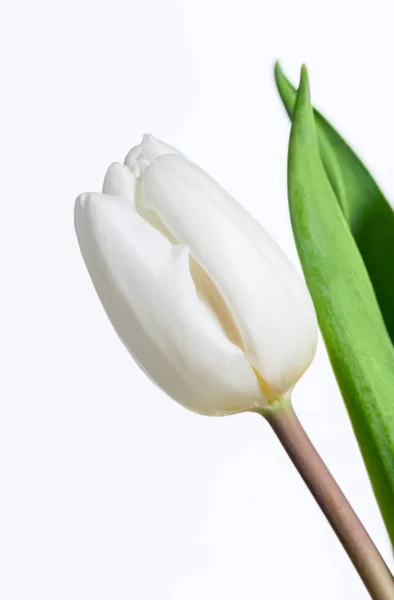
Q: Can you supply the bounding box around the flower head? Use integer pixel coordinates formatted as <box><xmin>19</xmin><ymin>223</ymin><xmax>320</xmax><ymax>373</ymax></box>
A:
<box><xmin>75</xmin><ymin>135</ymin><xmax>317</xmax><ymax>415</ymax></box>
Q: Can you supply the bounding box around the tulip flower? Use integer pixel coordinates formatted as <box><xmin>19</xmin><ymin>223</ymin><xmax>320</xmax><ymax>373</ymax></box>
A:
<box><xmin>74</xmin><ymin>126</ymin><xmax>394</xmax><ymax>599</ymax></box>
<box><xmin>75</xmin><ymin>134</ymin><xmax>317</xmax><ymax>415</ymax></box>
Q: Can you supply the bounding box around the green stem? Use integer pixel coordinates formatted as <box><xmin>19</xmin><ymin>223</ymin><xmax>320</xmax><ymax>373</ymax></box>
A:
<box><xmin>262</xmin><ymin>402</ymin><xmax>394</xmax><ymax>599</ymax></box>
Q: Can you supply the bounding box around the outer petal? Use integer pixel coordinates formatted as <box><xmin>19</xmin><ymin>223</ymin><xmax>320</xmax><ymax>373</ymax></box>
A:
<box><xmin>141</xmin><ymin>154</ymin><xmax>317</xmax><ymax>396</ymax></box>
<box><xmin>74</xmin><ymin>166</ymin><xmax>264</xmax><ymax>415</ymax></box>
<box><xmin>126</xmin><ymin>135</ymin><xmax>315</xmax><ymax>316</ymax></box>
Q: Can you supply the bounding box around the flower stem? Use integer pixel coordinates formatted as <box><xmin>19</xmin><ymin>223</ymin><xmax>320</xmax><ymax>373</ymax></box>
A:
<box><xmin>262</xmin><ymin>402</ymin><xmax>394</xmax><ymax>599</ymax></box>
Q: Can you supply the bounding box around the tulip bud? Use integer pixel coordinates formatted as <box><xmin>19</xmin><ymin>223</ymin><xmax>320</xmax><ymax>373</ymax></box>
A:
<box><xmin>74</xmin><ymin>135</ymin><xmax>317</xmax><ymax>415</ymax></box>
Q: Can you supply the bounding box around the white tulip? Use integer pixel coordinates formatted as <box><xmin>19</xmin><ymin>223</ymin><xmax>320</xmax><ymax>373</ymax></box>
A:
<box><xmin>75</xmin><ymin>135</ymin><xmax>317</xmax><ymax>415</ymax></box>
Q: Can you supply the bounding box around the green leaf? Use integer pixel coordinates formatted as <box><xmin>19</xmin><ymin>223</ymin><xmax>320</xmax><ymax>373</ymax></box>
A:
<box><xmin>275</xmin><ymin>62</ymin><xmax>394</xmax><ymax>345</ymax></box>
<box><xmin>287</xmin><ymin>66</ymin><xmax>394</xmax><ymax>546</ymax></box>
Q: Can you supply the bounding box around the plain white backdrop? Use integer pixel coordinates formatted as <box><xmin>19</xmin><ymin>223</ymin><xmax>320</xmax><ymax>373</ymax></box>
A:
<box><xmin>1</xmin><ymin>0</ymin><xmax>394</xmax><ymax>598</ymax></box>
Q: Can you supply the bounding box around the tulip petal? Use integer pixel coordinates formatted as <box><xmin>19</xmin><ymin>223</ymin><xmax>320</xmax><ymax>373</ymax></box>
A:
<box><xmin>141</xmin><ymin>155</ymin><xmax>317</xmax><ymax>396</ymax></box>
<box><xmin>125</xmin><ymin>136</ymin><xmax>310</xmax><ymax>298</ymax></box>
<box><xmin>74</xmin><ymin>190</ymin><xmax>264</xmax><ymax>415</ymax></box>
<box><xmin>102</xmin><ymin>162</ymin><xmax>136</xmax><ymax>198</ymax></box>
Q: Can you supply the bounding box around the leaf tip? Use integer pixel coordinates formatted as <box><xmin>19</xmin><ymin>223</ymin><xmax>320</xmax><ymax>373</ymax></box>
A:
<box><xmin>274</xmin><ymin>60</ymin><xmax>284</xmax><ymax>88</ymax></box>
<box><xmin>296</xmin><ymin>65</ymin><xmax>311</xmax><ymax>109</ymax></box>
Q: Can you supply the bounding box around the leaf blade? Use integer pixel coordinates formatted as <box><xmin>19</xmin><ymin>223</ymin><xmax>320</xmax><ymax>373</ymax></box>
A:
<box><xmin>288</xmin><ymin>66</ymin><xmax>394</xmax><ymax>545</ymax></box>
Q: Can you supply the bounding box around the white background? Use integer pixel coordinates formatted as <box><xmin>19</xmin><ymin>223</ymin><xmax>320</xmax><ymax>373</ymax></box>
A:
<box><xmin>1</xmin><ymin>0</ymin><xmax>394</xmax><ymax>598</ymax></box>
